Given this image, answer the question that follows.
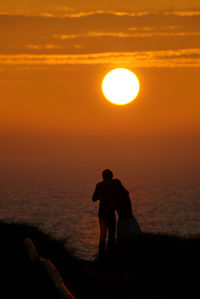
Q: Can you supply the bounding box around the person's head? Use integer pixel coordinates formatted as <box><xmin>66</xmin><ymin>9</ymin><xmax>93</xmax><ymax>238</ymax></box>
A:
<box><xmin>102</xmin><ymin>169</ymin><xmax>113</xmax><ymax>181</ymax></box>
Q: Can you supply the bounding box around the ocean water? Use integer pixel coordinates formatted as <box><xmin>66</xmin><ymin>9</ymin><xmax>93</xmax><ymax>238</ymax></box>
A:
<box><xmin>0</xmin><ymin>172</ymin><xmax>200</xmax><ymax>260</ymax></box>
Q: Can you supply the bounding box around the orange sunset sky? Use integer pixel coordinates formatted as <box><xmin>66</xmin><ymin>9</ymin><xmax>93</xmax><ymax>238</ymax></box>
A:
<box><xmin>0</xmin><ymin>0</ymin><xmax>200</xmax><ymax>178</ymax></box>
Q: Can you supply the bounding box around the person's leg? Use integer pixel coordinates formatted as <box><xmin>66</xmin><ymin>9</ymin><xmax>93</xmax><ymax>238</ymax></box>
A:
<box><xmin>99</xmin><ymin>217</ymin><xmax>108</xmax><ymax>255</ymax></box>
<box><xmin>107</xmin><ymin>215</ymin><xmax>116</xmax><ymax>252</ymax></box>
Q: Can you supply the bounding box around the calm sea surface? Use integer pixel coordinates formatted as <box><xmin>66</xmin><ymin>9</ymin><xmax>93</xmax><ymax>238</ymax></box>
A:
<box><xmin>0</xmin><ymin>172</ymin><xmax>200</xmax><ymax>260</ymax></box>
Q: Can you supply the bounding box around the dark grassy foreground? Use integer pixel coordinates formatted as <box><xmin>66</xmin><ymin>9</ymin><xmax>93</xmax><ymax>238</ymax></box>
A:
<box><xmin>0</xmin><ymin>221</ymin><xmax>200</xmax><ymax>299</ymax></box>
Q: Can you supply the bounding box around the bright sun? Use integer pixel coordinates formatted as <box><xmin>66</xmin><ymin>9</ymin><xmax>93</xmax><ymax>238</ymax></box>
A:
<box><xmin>102</xmin><ymin>68</ymin><xmax>140</xmax><ymax>105</ymax></box>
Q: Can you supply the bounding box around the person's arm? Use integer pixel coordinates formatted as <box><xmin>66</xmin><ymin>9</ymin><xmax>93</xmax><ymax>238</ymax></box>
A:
<box><xmin>92</xmin><ymin>183</ymin><xmax>101</xmax><ymax>202</ymax></box>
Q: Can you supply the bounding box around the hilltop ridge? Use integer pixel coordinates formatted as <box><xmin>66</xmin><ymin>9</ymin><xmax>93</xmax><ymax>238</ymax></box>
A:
<box><xmin>0</xmin><ymin>221</ymin><xmax>200</xmax><ymax>298</ymax></box>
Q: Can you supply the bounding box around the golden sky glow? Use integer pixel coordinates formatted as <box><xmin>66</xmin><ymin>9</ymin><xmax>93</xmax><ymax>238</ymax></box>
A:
<box><xmin>0</xmin><ymin>1</ymin><xmax>200</xmax><ymax>174</ymax></box>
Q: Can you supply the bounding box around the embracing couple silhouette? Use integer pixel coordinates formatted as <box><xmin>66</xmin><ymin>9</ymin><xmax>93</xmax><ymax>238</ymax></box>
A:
<box><xmin>92</xmin><ymin>169</ymin><xmax>141</xmax><ymax>256</ymax></box>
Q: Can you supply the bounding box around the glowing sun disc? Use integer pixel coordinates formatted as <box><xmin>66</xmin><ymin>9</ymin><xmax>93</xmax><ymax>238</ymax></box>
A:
<box><xmin>102</xmin><ymin>68</ymin><xmax>140</xmax><ymax>105</ymax></box>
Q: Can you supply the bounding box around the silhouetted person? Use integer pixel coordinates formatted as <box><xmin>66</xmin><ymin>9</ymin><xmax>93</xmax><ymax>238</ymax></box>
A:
<box><xmin>92</xmin><ymin>169</ymin><xmax>127</xmax><ymax>256</ymax></box>
<box><xmin>116</xmin><ymin>184</ymin><xmax>141</xmax><ymax>241</ymax></box>
<box><xmin>115</xmin><ymin>187</ymin><xmax>133</xmax><ymax>219</ymax></box>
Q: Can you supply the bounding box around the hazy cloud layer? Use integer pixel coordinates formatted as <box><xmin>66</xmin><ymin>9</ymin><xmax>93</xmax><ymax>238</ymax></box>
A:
<box><xmin>0</xmin><ymin>11</ymin><xmax>200</xmax><ymax>67</ymax></box>
<box><xmin>1</xmin><ymin>0</ymin><xmax>200</xmax><ymax>15</ymax></box>
<box><xmin>0</xmin><ymin>49</ymin><xmax>200</xmax><ymax>68</ymax></box>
